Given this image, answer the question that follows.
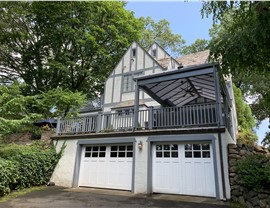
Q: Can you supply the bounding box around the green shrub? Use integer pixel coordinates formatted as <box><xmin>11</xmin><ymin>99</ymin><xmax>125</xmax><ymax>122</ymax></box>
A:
<box><xmin>0</xmin><ymin>159</ymin><xmax>19</xmax><ymax>196</ymax></box>
<box><xmin>0</xmin><ymin>141</ymin><xmax>65</xmax><ymax>196</ymax></box>
<box><xmin>237</xmin><ymin>154</ymin><xmax>270</xmax><ymax>190</ymax></box>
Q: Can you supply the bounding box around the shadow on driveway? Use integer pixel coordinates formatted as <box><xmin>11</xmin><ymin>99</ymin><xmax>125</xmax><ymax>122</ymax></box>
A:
<box><xmin>0</xmin><ymin>186</ymin><xmax>230</xmax><ymax>208</ymax></box>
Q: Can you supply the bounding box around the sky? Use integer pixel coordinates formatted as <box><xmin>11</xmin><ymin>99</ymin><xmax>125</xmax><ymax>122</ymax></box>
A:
<box><xmin>125</xmin><ymin>1</ymin><xmax>268</xmax><ymax>144</ymax></box>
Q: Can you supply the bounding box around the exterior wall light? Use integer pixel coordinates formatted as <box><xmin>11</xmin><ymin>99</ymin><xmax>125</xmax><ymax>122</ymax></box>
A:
<box><xmin>138</xmin><ymin>141</ymin><xmax>143</xmax><ymax>150</ymax></box>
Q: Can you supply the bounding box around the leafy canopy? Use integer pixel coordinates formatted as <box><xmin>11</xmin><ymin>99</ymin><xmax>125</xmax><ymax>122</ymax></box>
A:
<box><xmin>139</xmin><ymin>16</ymin><xmax>185</xmax><ymax>57</ymax></box>
<box><xmin>0</xmin><ymin>1</ymin><xmax>143</xmax><ymax>97</ymax></box>
<box><xmin>181</xmin><ymin>39</ymin><xmax>209</xmax><ymax>55</ymax></box>
<box><xmin>0</xmin><ymin>82</ymin><xmax>85</xmax><ymax>135</ymax></box>
<box><xmin>202</xmin><ymin>1</ymin><xmax>270</xmax><ymax>122</ymax></box>
<box><xmin>233</xmin><ymin>84</ymin><xmax>257</xmax><ymax>144</ymax></box>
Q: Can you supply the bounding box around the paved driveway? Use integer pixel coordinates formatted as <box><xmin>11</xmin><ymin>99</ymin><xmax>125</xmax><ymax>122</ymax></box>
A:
<box><xmin>0</xmin><ymin>186</ymin><xmax>230</xmax><ymax>208</ymax></box>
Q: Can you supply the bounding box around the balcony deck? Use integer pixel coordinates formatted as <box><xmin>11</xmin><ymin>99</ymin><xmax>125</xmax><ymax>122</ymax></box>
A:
<box><xmin>56</xmin><ymin>103</ymin><xmax>227</xmax><ymax>136</ymax></box>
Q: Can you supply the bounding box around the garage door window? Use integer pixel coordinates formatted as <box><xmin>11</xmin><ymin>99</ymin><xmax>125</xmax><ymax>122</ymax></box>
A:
<box><xmin>85</xmin><ymin>146</ymin><xmax>106</xmax><ymax>158</ymax></box>
<box><xmin>184</xmin><ymin>144</ymin><xmax>210</xmax><ymax>158</ymax></box>
<box><xmin>110</xmin><ymin>145</ymin><xmax>133</xmax><ymax>158</ymax></box>
<box><xmin>156</xmin><ymin>144</ymin><xmax>178</xmax><ymax>158</ymax></box>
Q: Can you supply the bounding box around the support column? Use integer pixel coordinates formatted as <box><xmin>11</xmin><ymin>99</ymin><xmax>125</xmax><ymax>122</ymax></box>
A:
<box><xmin>213</xmin><ymin>66</ymin><xmax>224</xmax><ymax>127</ymax></box>
<box><xmin>133</xmin><ymin>80</ymin><xmax>140</xmax><ymax>130</ymax></box>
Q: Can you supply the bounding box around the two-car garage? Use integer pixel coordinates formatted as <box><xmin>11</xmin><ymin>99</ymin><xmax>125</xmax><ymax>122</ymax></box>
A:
<box><xmin>77</xmin><ymin>141</ymin><xmax>216</xmax><ymax>198</ymax></box>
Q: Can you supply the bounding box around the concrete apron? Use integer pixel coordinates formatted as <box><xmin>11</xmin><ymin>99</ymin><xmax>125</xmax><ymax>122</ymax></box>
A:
<box><xmin>73</xmin><ymin>187</ymin><xmax>230</xmax><ymax>206</ymax></box>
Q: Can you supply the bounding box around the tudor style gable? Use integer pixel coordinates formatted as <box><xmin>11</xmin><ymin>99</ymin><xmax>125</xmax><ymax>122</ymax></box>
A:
<box><xmin>103</xmin><ymin>41</ymin><xmax>164</xmax><ymax>111</ymax></box>
<box><xmin>148</xmin><ymin>42</ymin><xmax>181</xmax><ymax>70</ymax></box>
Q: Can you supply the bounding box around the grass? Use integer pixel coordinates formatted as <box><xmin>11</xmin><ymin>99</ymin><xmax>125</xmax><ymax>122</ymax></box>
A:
<box><xmin>0</xmin><ymin>186</ymin><xmax>47</xmax><ymax>203</ymax></box>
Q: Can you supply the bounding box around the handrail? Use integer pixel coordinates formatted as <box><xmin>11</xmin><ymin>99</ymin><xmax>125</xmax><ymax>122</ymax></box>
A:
<box><xmin>57</xmin><ymin>103</ymin><xmax>219</xmax><ymax>135</ymax></box>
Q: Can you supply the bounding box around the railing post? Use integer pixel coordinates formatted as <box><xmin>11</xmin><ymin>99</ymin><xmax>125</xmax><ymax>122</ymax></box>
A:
<box><xmin>133</xmin><ymin>81</ymin><xmax>139</xmax><ymax>131</ymax></box>
<box><xmin>56</xmin><ymin>117</ymin><xmax>61</xmax><ymax>135</ymax></box>
<box><xmin>96</xmin><ymin>112</ymin><xmax>102</xmax><ymax>132</ymax></box>
<box><xmin>148</xmin><ymin>107</ymin><xmax>153</xmax><ymax>130</ymax></box>
<box><xmin>213</xmin><ymin>66</ymin><xmax>224</xmax><ymax>127</ymax></box>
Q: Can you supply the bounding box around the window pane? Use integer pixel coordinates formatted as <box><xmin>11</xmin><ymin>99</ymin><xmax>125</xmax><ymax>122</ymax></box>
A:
<box><xmin>185</xmin><ymin>144</ymin><xmax>192</xmax><ymax>150</ymax></box>
<box><xmin>127</xmin><ymin>152</ymin><xmax>133</xmax><ymax>158</ymax></box>
<box><xmin>202</xmin><ymin>144</ymin><xmax>210</xmax><ymax>150</ymax></box>
<box><xmin>185</xmin><ymin>151</ymin><xmax>192</xmax><ymax>158</ymax></box>
<box><xmin>110</xmin><ymin>152</ymin><xmax>117</xmax><ymax>157</ymax></box>
<box><xmin>111</xmin><ymin>146</ymin><xmax>118</xmax><ymax>151</ymax></box>
<box><xmin>164</xmin><ymin>145</ymin><xmax>170</xmax><ymax>150</ymax></box>
<box><xmin>171</xmin><ymin>144</ymin><xmax>178</xmax><ymax>150</ymax></box>
<box><xmin>172</xmin><ymin>152</ymin><xmax>178</xmax><ymax>158</ymax></box>
<box><xmin>119</xmin><ymin>146</ymin><xmax>126</xmax><ymax>151</ymax></box>
<box><xmin>118</xmin><ymin>152</ymin><xmax>125</xmax><ymax>157</ymax></box>
<box><xmin>93</xmin><ymin>146</ymin><xmax>98</xmax><ymax>151</ymax></box>
<box><xmin>85</xmin><ymin>147</ymin><xmax>91</xmax><ymax>151</ymax></box>
<box><xmin>156</xmin><ymin>152</ymin><xmax>162</xmax><ymax>158</ymax></box>
<box><xmin>203</xmin><ymin>151</ymin><xmax>211</xmax><ymax>158</ymax></box>
<box><xmin>127</xmin><ymin>145</ymin><xmax>133</xmax><ymax>151</ymax></box>
<box><xmin>92</xmin><ymin>152</ymin><xmax>98</xmax><ymax>157</ymax></box>
<box><xmin>164</xmin><ymin>152</ymin><xmax>170</xmax><ymax>158</ymax></box>
<box><xmin>193</xmin><ymin>144</ymin><xmax>201</xmax><ymax>150</ymax></box>
<box><xmin>193</xmin><ymin>151</ymin><xmax>201</xmax><ymax>158</ymax></box>
<box><xmin>100</xmin><ymin>146</ymin><xmax>106</xmax><ymax>151</ymax></box>
<box><xmin>99</xmin><ymin>152</ymin><xmax>106</xmax><ymax>157</ymax></box>
<box><xmin>156</xmin><ymin>145</ymin><xmax>162</xmax><ymax>151</ymax></box>
<box><xmin>85</xmin><ymin>153</ymin><xmax>91</xmax><ymax>157</ymax></box>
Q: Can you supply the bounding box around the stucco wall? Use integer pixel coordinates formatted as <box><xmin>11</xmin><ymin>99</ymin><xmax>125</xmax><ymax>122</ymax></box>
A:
<box><xmin>50</xmin><ymin>132</ymin><xmax>232</xmax><ymax>199</ymax></box>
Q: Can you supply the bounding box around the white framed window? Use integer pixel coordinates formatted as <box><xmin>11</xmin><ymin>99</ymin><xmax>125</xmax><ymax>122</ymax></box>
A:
<box><xmin>156</xmin><ymin>144</ymin><xmax>178</xmax><ymax>158</ymax></box>
<box><xmin>184</xmin><ymin>144</ymin><xmax>211</xmax><ymax>158</ymax></box>
<box><xmin>117</xmin><ymin>108</ymin><xmax>134</xmax><ymax>116</ymax></box>
<box><xmin>152</xmin><ymin>49</ymin><xmax>157</xmax><ymax>57</ymax></box>
<box><xmin>110</xmin><ymin>145</ymin><xmax>133</xmax><ymax>158</ymax></box>
<box><xmin>132</xmin><ymin>48</ymin><xmax>136</xmax><ymax>57</ymax></box>
<box><xmin>84</xmin><ymin>146</ymin><xmax>106</xmax><ymax>158</ymax></box>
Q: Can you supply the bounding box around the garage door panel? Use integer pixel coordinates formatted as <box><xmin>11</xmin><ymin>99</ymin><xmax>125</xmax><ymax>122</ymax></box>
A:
<box><xmin>79</xmin><ymin>144</ymin><xmax>133</xmax><ymax>191</ymax></box>
<box><xmin>153</xmin><ymin>143</ymin><xmax>216</xmax><ymax>197</ymax></box>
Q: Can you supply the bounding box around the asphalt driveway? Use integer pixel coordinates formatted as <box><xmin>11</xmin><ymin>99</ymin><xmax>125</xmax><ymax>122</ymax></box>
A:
<box><xmin>0</xmin><ymin>186</ymin><xmax>230</xmax><ymax>208</ymax></box>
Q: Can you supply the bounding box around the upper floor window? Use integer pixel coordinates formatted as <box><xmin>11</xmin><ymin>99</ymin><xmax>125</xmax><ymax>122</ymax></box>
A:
<box><xmin>152</xmin><ymin>49</ymin><xmax>157</xmax><ymax>57</ymax></box>
<box><xmin>123</xmin><ymin>74</ymin><xmax>133</xmax><ymax>92</ymax></box>
<box><xmin>123</xmin><ymin>72</ymin><xmax>143</xmax><ymax>93</ymax></box>
<box><xmin>132</xmin><ymin>48</ymin><xmax>136</xmax><ymax>57</ymax></box>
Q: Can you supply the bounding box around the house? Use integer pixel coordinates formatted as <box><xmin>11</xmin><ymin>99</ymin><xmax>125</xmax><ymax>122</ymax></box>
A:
<box><xmin>51</xmin><ymin>41</ymin><xmax>238</xmax><ymax>200</ymax></box>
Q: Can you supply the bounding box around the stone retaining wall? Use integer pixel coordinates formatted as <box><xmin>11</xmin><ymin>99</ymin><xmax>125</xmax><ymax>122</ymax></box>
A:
<box><xmin>228</xmin><ymin>143</ymin><xmax>270</xmax><ymax>208</ymax></box>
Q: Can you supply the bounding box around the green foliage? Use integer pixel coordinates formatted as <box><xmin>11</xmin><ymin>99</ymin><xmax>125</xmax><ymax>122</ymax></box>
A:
<box><xmin>233</xmin><ymin>84</ymin><xmax>257</xmax><ymax>144</ymax></box>
<box><xmin>181</xmin><ymin>39</ymin><xmax>209</xmax><ymax>55</ymax></box>
<box><xmin>0</xmin><ymin>1</ymin><xmax>142</xmax><ymax>96</ymax></box>
<box><xmin>0</xmin><ymin>82</ymin><xmax>86</xmax><ymax>136</ymax></box>
<box><xmin>262</xmin><ymin>131</ymin><xmax>270</xmax><ymax>146</ymax></box>
<box><xmin>139</xmin><ymin>16</ymin><xmax>185</xmax><ymax>57</ymax></box>
<box><xmin>0</xmin><ymin>142</ymin><xmax>65</xmax><ymax>196</ymax></box>
<box><xmin>202</xmin><ymin>2</ymin><xmax>270</xmax><ymax>121</ymax></box>
<box><xmin>236</xmin><ymin>154</ymin><xmax>270</xmax><ymax>190</ymax></box>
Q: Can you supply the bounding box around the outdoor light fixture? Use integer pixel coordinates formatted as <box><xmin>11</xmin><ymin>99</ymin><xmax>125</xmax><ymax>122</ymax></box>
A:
<box><xmin>138</xmin><ymin>141</ymin><xmax>143</xmax><ymax>150</ymax></box>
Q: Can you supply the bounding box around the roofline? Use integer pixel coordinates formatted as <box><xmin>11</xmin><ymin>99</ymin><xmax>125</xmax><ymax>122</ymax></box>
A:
<box><xmin>134</xmin><ymin>62</ymin><xmax>219</xmax><ymax>81</ymax></box>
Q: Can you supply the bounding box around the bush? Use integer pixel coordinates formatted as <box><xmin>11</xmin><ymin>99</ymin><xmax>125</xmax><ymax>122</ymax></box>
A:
<box><xmin>236</xmin><ymin>154</ymin><xmax>270</xmax><ymax>190</ymax></box>
<box><xmin>0</xmin><ymin>159</ymin><xmax>19</xmax><ymax>196</ymax></box>
<box><xmin>0</xmin><ymin>141</ymin><xmax>65</xmax><ymax>196</ymax></box>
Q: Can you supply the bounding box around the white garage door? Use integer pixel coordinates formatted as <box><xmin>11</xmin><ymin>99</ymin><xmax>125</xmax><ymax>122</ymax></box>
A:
<box><xmin>79</xmin><ymin>144</ymin><xmax>133</xmax><ymax>190</ymax></box>
<box><xmin>153</xmin><ymin>143</ymin><xmax>216</xmax><ymax>197</ymax></box>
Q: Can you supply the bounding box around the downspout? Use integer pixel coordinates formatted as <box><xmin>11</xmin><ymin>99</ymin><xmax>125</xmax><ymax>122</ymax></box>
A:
<box><xmin>218</xmin><ymin>132</ymin><xmax>227</xmax><ymax>200</ymax></box>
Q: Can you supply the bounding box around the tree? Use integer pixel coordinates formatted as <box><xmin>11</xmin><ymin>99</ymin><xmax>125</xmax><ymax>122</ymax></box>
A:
<box><xmin>262</xmin><ymin>132</ymin><xmax>270</xmax><ymax>146</ymax></box>
<box><xmin>139</xmin><ymin>16</ymin><xmax>185</xmax><ymax>57</ymax></box>
<box><xmin>181</xmin><ymin>39</ymin><xmax>209</xmax><ymax>55</ymax></box>
<box><xmin>233</xmin><ymin>84</ymin><xmax>257</xmax><ymax>144</ymax></box>
<box><xmin>0</xmin><ymin>2</ymin><xmax>143</xmax><ymax>97</ymax></box>
<box><xmin>202</xmin><ymin>1</ymin><xmax>270</xmax><ymax>121</ymax></box>
<box><xmin>0</xmin><ymin>82</ymin><xmax>85</xmax><ymax>135</ymax></box>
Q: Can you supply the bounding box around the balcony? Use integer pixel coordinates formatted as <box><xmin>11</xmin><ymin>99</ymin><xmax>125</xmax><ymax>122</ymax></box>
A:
<box><xmin>56</xmin><ymin>103</ymin><xmax>221</xmax><ymax>135</ymax></box>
